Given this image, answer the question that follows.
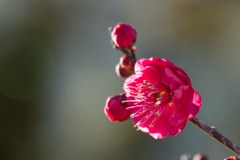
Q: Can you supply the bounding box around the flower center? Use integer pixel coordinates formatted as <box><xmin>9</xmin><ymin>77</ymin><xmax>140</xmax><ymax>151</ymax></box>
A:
<box><xmin>123</xmin><ymin>80</ymin><xmax>173</xmax><ymax>129</ymax></box>
<box><xmin>156</xmin><ymin>91</ymin><xmax>166</xmax><ymax>98</ymax></box>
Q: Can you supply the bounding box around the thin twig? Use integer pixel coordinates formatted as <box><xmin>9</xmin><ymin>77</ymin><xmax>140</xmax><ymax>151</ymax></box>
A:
<box><xmin>189</xmin><ymin>117</ymin><xmax>240</xmax><ymax>157</ymax></box>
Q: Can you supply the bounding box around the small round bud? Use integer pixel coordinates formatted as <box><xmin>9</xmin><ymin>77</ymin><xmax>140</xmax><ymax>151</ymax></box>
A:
<box><xmin>120</xmin><ymin>55</ymin><xmax>136</xmax><ymax>67</ymax></box>
<box><xmin>115</xmin><ymin>56</ymin><xmax>135</xmax><ymax>77</ymax></box>
<box><xmin>104</xmin><ymin>93</ymin><xmax>131</xmax><ymax>122</ymax></box>
<box><xmin>193</xmin><ymin>153</ymin><xmax>208</xmax><ymax>160</ymax></box>
<box><xmin>115</xmin><ymin>63</ymin><xmax>134</xmax><ymax>77</ymax></box>
<box><xmin>111</xmin><ymin>23</ymin><xmax>137</xmax><ymax>48</ymax></box>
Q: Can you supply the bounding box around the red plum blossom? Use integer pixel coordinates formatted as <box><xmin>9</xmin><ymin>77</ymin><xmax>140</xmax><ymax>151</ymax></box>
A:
<box><xmin>123</xmin><ymin>57</ymin><xmax>201</xmax><ymax>139</ymax></box>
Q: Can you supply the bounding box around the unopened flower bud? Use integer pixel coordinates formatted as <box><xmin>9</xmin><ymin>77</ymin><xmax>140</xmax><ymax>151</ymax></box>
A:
<box><xmin>115</xmin><ymin>63</ymin><xmax>134</xmax><ymax>77</ymax></box>
<box><xmin>120</xmin><ymin>55</ymin><xmax>136</xmax><ymax>67</ymax></box>
<box><xmin>111</xmin><ymin>23</ymin><xmax>137</xmax><ymax>48</ymax></box>
<box><xmin>193</xmin><ymin>153</ymin><xmax>208</xmax><ymax>160</ymax></box>
<box><xmin>104</xmin><ymin>93</ymin><xmax>131</xmax><ymax>122</ymax></box>
<box><xmin>224</xmin><ymin>156</ymin><xmax>238</xmax><ymax>160</ymax></box>
<box><xmin>115</xmin><ymin>56</ymin><xmax>135</xmax><ymax>77</ymax></box>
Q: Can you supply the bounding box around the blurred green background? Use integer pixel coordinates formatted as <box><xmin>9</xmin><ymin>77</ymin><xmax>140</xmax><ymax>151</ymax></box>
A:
<box><xmin>0</xmin><ymin>0</ymin><xmax>240</xmax><ymax>159</ymax></box>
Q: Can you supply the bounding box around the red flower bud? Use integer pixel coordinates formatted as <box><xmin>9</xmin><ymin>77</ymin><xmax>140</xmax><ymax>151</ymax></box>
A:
<box><xmin>111</xmin><ymin>23</ymin><xmax>137</xmax><ymax>48</ymax></box>
<box><xmin>115</xmin><ymin>63</ymin><xmax>134</xmax><ymax>77</ymax></box>
<box><xmin>120</xmin><ymin>55</ymin><xmax>136</xmax><ymax>67</ymax></box>
<box><xmin>115</xmin><ymin>56</ymin><xmax>135</xmax><ymax>77</ymax></box>
<box><xmin>104</xmin><ymin>93</ymin><xmax>131</xmax><ymax>122</ymax></box>
<box><xmin>224</xmin><ymin>156</ymin><xmax>237</xmax><ymax>160</ymax></box>
<box><xmin>193</xmin><ymin>153</ymin><xmax>208</xmax><ymax>160</ymax></box>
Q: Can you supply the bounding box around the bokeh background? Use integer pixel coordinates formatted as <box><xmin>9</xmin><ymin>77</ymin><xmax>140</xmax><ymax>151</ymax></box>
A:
<box><xmin>0</xmin><ymin>0</ymin><xmax>240</xmax><ymax>159</ymax></box>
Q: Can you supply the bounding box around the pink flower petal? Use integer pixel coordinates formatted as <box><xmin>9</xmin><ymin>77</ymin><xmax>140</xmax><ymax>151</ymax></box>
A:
<box><xmin>148</xmin><ymin>117</ymin><xmax>170</xmax><ymax>139</ymax></box>
<box><xmin>167</xmin><ymin>103</ymin><xmax>188</xmax><ymax>126</ymax></box>
<box><xmin>134</xmin><ymin>58</ymin><xmax>152</xmax><ymax>73</ymax></box>
<box><xmin>188</xmin><ymin>90</ymin><xmax>201</xmax><ymax>119</ymax></box>
<box><xmin>169</xmin><ymin>119</ymin><xmax>187</xmax><ymax>136</ymax></box>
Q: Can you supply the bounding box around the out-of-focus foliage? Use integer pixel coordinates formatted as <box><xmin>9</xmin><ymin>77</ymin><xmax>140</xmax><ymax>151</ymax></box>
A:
<box><xmin>0</xmin><ymin>0</ymin><xmax>240</xmax><ymax>160</ymax></box>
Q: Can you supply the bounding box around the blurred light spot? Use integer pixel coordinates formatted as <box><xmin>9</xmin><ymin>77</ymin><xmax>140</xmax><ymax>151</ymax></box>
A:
<box><xmin>180</xmin><ymin>153</ymin><xmax>190</xmax><ymax>160</ymax></box>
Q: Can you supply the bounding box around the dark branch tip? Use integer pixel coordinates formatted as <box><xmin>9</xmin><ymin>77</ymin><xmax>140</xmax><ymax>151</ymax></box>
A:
<box><xmin>108</xmin><ymin>27</ymin><xmax>113</xmax><ymax>33</ymax></box>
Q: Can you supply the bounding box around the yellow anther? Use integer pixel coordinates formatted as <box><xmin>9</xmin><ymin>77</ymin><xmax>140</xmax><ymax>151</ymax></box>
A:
<box><xmin>160</xmin><ymin>91</ymin><xmax>166</xmax><ymax>95</ymax></box>
<box><xmin>155</xmin><ymin>111</ymin><xmax>160</xmax><ymax>116</ymax></box>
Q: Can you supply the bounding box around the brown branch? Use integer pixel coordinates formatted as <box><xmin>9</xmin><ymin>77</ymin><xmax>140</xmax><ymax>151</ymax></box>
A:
<box><xmin>189</xmin><ymin>117</ymin><xmax>240</xmax><ymax>157</ymax></box>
